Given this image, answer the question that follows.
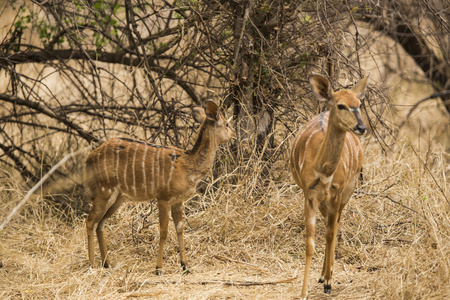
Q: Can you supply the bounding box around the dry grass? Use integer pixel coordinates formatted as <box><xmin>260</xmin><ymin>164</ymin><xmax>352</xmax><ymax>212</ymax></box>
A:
<box><xmin>0</xmin><ymin>137</ymin><xmax>449</xmax><ymax>299</ymax></box>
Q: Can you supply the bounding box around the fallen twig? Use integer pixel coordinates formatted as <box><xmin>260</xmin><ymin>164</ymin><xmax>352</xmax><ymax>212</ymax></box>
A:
<box><xmin>208</xmin><ymin>277</ymin><xmax>298</xmax><ymax>286</ymax></box>
<box><xmin>127</xmin><ymin>276</ymin><xmax>298</xmax><ymax>290</ymax></box>
<box><xmin>213</xmin><ymin>254</ymin><xmax>271</xmax><ymax>275</ymax></box>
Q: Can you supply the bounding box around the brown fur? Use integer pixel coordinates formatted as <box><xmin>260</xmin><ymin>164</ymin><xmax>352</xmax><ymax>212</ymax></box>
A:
<box><xmin>84</xmin><ymin>100</ymin><xmax>235</xmax><ymax>272</ymax></box>
<box><xmin>290</xmin><ymin>74</ymin><xmax>369</xmax><ymax>298</ymax></box>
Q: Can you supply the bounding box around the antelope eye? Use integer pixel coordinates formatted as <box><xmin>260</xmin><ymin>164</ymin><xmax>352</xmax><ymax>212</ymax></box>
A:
<box><xmin>337</xmin><ymin>104</ymin><xmax>347</xmax><ymax>110</ymax></box>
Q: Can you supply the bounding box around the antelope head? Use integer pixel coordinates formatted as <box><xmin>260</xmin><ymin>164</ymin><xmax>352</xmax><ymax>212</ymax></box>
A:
<box><xmin>309</xmin><ymin>74</ymin><xmax>368</xmax><ymax>135</ymax></box>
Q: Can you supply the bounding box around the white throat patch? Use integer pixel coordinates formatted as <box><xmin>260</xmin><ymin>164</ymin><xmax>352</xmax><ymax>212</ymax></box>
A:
<box><xmin>314</xmin><ymin>170</ymin><xmax>334</xmax><ymax>184</ymax></box>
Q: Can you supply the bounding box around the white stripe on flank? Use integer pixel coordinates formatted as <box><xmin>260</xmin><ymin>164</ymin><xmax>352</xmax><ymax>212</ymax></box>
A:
<box><xmin>150</xmin><ymin>148</ymin><xmax>155</xmax><ymax>196</ymax></box>
<box><xmin>293</xmin><ymin>113</ymin><xmax>323</xmax><ymax>150</ymax></box>
<box><xmin>355</xmin><ymin>139</ymin><xmax>360</xmax><ymax>171</ymax></box>
<box><xmin>115</xmin><ymin>141</ymin><xmax>120</xmax><ymax>186</ymax></box>
<box><xmin>291</xmin><ymin>115</ymin><xmax>322</xmax><ymax>181</ymax></box>
<box><xmin>290</xmin><ymin>143</ymin><xmax>300</xmax><ymax>181</ymax></box>
<box><xmin>92</xmin><ymin>153</ymin><xmax>101</xmax><ymax>185</ymax></box>
<box><xmin>299</xmin><ymin>116</ymin><xmax>320</xmax><ymax>138</ymax></box>
<box><xmin>96</xmin><ymin>150</ymin><xmax>106</xmax><ymax>184</ymax></box>
<box><xmin>167</xmin><ymin>150</ymin><xmax>176</xmax><ymax>188</ymax></box>
<box><xmin>348</xmin><ymin>137</ymin><xmax>354</xmax><ymax>174</ymax></box>
<box><xmin>296</xmin><ymin>117</ymin><xmax>320</xmax><ymax>166</ymax></box>
<box><xmin>352</xmin><ymin>138</ymin><xmax>356</xmax><ymax>173</ymax></box>
<box><xmin>123</xmin><ymin>145</ymin><xmax>130</xmax><ymax>192</ymax></box>
<box><xmin>291</xmin><ymin>116</ymin><xmax>319</xmax><ymax>168</ymax></box>
<box><xmin>160</xmin><ymin>148</ymin><xmax>165</xmax><ymax>189</ymax></box>
<box><xmin>300</xmin><ymin>128</ymin><xmax>321</xmax><ymax>171</ymax></box>
<box><xmin>156</xmin><ymin>148</ymin><xmax>161</xmax><ymax>191</ymax></box>
<box><xmin>103</xmin><ymin>143</ymin><xmax>110</xmax><ymax>184</ymax></box>
<box><xmin>142</xmin><ymin>144</ymin><xmax>148</xmax><ymax>197</ymax></box>
<box><xmin>301</xmin><ymin>115</ymin><xmax>322</xmax><ymax>143</ymax></box>
<box><xmin>132</xmin><ymin>144</ymin><xmax>138</xmax><ymax>197</ymax></box>
<box><xmin>342</xmin><ymin>141</ymin><xmax>349</xmax><ymax>173</ymax></box>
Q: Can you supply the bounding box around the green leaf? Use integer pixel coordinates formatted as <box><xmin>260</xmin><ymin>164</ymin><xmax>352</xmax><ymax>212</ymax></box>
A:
<box><xmin>302</xmin><ymin>15</ymin><xmax>312</xmax><ymax>24</ymax></box>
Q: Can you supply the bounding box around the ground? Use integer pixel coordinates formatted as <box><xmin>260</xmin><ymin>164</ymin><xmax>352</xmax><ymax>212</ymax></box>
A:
<box><xmin>1</xmin><ymin>142</ymin><xmax>449</xmax><ymax>299</ymax></box>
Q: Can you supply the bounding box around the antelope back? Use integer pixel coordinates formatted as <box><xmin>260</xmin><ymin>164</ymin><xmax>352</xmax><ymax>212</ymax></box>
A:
<box><xmin>85</xmin><ymin>138</ymin><xmax>186</xmax><ymax>200</ymax></box>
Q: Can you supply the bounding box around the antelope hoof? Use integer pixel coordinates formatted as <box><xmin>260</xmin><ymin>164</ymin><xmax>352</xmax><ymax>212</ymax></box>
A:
<box><xmin>181</xmin><ymin>263</ymin><xmax>190</xmax><ymax>275</ymax></box>
<box><xmin>155</xmin><ymin>267</ymin><xmax>163</xmax><ymax>276</ymax></box>
<box><xmin>102</xmin><ymin>261</ymin><xmax>111</xmax><ymax>268</ymax></box>
<box><xmin>318</xmin><ymin>277</ymin><xmax>324</xmax><ymax>283</ymax></box>
<box><xmin>324</xmin><ymin>283</ymin><xmax>332</xmax><ymax>294</ymax></box>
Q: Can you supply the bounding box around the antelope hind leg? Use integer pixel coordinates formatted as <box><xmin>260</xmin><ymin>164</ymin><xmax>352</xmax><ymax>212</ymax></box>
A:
<box><xmin>86</xmin><ymin>189</ymin><xmax>120</xmax><ymax>267</ymax></box>
<box><xmin>96</xmin><ymin>191</ymin><xmax>124</xmax><ymax>268</ymax></box>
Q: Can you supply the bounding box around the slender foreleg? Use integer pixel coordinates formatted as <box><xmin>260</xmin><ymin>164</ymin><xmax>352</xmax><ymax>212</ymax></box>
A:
<box><xmin>301</xmin><ymin>197</ymin><xmax>319</xmax><ymax>300</ymax></box>
<box><xmin>322</xmin><ymin>194</ymin><xmax>342</xmax><ymax>294</ymax></box>
<box><xmin>171</xmin><ymin>202</ymin><xmax>189</xmax><ymax>274</ymax></box>
<box><xmin>156</xmin><ymin>201</ymin><xmax>170</xmax><ymax>275</ymax></box>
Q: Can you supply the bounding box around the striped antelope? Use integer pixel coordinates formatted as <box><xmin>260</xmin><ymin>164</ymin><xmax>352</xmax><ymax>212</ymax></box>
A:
<box><xmin>290</xmin><ymin>74</ymin><xmax>369</xmax><ymax>298</ymax></box>
<box><xmin>84</xmin><ymin>100</ymin><xmax>234</xmax><ymax>273</ymax></box>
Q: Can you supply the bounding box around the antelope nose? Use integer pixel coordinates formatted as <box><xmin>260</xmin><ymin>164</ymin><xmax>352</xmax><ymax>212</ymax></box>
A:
<box><xmin>356</xmin><ymin>124</ymin><xmax>366</xmax><ymax>135</ymax></box>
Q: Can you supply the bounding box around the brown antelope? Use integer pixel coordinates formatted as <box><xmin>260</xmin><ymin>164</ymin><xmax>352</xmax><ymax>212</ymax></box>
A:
<box><xmin>84</xmin><ymin>100</ymin><xmax>234</xmax><ymax>273</ymax></box>
<box><xmin>290</xmin><ymin>74</ymin><xmax>368</xmax><ymax>298</ymax></box>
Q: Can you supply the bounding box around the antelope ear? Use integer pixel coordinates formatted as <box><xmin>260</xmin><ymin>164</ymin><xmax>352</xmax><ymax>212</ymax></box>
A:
<box><xmin>309</xmin><ymin>74</ymin><xmax>333</xmax><ymax>102</ymax></box>
<box><xmin>192</xmin><ymin>107</ymin><xmax>206</xmax><ymax>123</ymax></box>
<box><xmin>204</xmin><ymin>99</ymin><xmax>220</xmax><ymax>121</ymax></box>
<box><xmin>352</xmin><ymin>75</ymin><xmax>369</xmax><ymax>100</ymax></box>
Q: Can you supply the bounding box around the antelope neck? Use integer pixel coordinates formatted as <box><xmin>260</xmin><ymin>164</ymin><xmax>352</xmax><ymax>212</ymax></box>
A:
<box><xmin>313</xmin><ymin>109</ymin><xmax>347</xmax><ymax>177</ymax></box>
<box><xmin>186</xmin><ymin>123</ymin><xmax>218</xmax><ymax>174</ymax></box>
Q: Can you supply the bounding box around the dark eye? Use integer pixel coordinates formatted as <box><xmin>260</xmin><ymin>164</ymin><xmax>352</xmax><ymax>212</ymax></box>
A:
<box><xmin>337</xmin><ymin>104</ymin><xmax>347</xmax><ymax>110</ymax></box>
